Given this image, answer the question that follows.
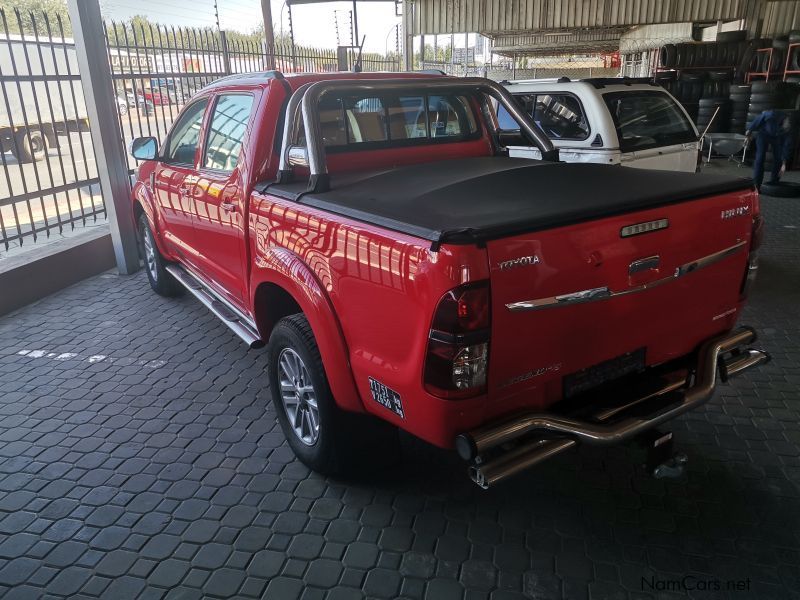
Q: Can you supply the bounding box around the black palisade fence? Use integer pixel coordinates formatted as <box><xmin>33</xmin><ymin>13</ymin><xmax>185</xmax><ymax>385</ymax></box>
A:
<box><xmin>0</xmin><ymin>8</ymin><xmax>401</xmax><ymax>252</ymax></box>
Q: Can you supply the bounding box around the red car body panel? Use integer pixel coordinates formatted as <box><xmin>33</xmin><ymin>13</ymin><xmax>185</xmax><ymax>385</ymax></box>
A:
<box><xmin>132</xmin><ymin>72</ymin><xmax>761</xmax><ymax>450</ymax></box>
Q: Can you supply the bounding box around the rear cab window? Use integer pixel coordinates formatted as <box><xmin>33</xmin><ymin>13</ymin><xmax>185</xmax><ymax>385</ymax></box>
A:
<box><xmin>603</xmin><ymin>90</ymin><xmax>697</xmax><ymax>153</ymax></box>
<box><xmin>497</xmin><ymin>92</ymin><xmax>589</xmax><ymax>141</ymax></box>
<box><xmin>298</xmin><ymin>91</ymin><xmax>480</xmax><ymax>150</ymax></box>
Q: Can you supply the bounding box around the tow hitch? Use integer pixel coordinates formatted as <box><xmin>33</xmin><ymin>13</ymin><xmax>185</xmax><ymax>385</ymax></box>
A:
<box><xmin>638</xmin><ymin>429</ymin><xmax>688</xmax><ymax>480</ymax></box>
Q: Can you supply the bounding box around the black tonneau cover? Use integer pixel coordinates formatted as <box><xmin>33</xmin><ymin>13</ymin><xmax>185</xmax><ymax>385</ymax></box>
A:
<box><xmin>269</xmin><ymin>157</ymin><xmax>752</xmax><ymax>246</ymax></box>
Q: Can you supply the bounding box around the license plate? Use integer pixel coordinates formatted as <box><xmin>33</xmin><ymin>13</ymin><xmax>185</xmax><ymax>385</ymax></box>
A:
<box><xmin>563</xmin><ymin>348</ymin><xmax>646</xmax><ymax>399</ymax></box>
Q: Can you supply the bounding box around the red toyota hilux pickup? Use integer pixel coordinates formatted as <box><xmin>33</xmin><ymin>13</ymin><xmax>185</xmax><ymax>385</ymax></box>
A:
<box><xmin>129</xmin><ymin>71</ymin><xmax>768</xmax><ymax>488</ymax></box>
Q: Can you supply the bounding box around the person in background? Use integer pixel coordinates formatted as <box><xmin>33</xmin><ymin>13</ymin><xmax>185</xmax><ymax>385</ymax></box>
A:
<box><xmin>746</xmin><ymin>110</ymin><xmax>794</xmax><ymax>190</ymax></box>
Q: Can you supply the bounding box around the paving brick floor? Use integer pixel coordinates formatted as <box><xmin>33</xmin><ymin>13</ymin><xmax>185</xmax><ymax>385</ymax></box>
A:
<box><xmin>0</xmin><ymin>171</ymin><xmax>798</xmax><ymax>599</ymax></box>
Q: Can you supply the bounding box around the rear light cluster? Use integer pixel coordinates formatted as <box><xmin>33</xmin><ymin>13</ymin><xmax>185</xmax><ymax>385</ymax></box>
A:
<box><xmin>424</xmin><ymin>281</ymin><xmax>491</xmax><ymax>399</ymax></box>
<box><xmin>741</xmin><ymin>210</ymin><xmax>764</xmax><ymax>298</ymax></box>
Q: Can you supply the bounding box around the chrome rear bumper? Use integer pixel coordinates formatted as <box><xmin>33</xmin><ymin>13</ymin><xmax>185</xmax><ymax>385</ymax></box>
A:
<box><xmin>456</xmin><ymin>327</ymin><xmax>769</xmax><ymax>489</ymax></box>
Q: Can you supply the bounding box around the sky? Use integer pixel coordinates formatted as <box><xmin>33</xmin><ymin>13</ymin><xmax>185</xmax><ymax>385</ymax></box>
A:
<box><xmin>101</xmin><ymin>0</ymin><xmax>404</xmax><ymax>54</ymax></box>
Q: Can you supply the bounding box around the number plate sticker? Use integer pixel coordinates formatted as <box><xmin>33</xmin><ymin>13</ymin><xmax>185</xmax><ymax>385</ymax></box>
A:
<box><xmin>368</xmin><ymin>377</ymin><xmax>405</xmax><ymax>419</ymax></box>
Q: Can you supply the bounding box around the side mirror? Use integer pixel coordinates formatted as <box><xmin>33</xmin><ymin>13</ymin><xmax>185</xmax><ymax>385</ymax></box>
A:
<box><xmin>129</xmin><ymin>136</ymin><xmax>158</xmax><ymax>161</ymax></box>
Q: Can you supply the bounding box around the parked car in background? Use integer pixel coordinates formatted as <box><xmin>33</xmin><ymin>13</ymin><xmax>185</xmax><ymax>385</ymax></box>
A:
<box><xmin>141</xmin><ymin>88</ymin><xmax>170</xmax><ymax>106</ymax></box>
<box><xmin>128</xmin><ymin>72</ymin><xmax>766</xmax><ymax>488</ymax></box>
<box><xmin>116</xmin><ymin>95</ymin><xmax>129</xmax><ymax>116</ymax></box>
<box><xmin>497</xmin><ymin>77</ymin><xmax>701</xmax><ymax>172</ymax></box>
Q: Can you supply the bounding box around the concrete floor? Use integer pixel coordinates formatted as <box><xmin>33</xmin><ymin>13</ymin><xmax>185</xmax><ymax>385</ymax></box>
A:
<box><xmin>0</xmin><ymin>163</ymin><xmax>798</xmax><ymax>599</ymax></box>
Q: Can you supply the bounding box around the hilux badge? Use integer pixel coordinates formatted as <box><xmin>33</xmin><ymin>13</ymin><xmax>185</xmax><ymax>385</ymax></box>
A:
<box><xmin>498</xmin><ymin>255</ymin><xmax>540</xmax><ymax>270</ymax></box>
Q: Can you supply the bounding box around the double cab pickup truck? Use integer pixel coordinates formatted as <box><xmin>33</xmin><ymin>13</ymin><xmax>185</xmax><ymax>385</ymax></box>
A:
<box><xmin>129</xmin><ymin>71</ymin><xmax>768</xmax><ymax>488</ymax></box>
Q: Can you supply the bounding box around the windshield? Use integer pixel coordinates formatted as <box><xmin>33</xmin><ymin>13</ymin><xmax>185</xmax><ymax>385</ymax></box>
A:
<box><xmin>603</xmin><ymin>90</ymin><xmax>697</xmax><ymax>152</ymax></box>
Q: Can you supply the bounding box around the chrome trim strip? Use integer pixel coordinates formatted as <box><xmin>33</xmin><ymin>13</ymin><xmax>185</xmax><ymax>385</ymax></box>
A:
<box><xmin>506</xmin><ymin>240</ymin><xmax>747</xmax><ymax>313</ymax></box>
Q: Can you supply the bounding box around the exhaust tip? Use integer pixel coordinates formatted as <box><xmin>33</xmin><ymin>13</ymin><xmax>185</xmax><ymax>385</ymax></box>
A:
<box><xmin>455</xmin><ymin>434</ymin><xmax>477</xmax><ymax>462</ymax></box>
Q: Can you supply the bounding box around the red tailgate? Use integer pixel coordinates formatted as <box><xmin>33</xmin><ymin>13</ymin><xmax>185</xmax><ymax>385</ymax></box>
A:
<box><xmin>485</xmin><ymin>188</ymin><xmax>757</xmax><ymax>411</ymax></box>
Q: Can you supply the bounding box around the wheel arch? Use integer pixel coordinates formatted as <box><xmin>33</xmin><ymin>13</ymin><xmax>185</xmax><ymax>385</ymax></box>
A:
<box><xmin>252</xmin><ymin>249</ymin><xmax>364</xmax><ymax>413</ymax></box>
<box><xmin>132</xmin><ymin>181</ymin><xmax>172</xmax><ymax>258</ymax></box>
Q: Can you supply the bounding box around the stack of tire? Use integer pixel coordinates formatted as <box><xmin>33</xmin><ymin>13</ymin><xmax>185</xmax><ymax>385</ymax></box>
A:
<box><xmin>786</xmin><ymin>30</ymin><xmax>800</xmax><ymax>83</ymax></box>
<box><xmin>747</xmin><ymin>36</ymin><xmax>800</xmax><ymax>74</ymax></box>
<box><xmin>728</xmin><ymin>84</ymin><xmax>751</xmax><ymax>133</ymax></box>
<box><xmin>697</xmin><ymin>98</ymin><xmax>731</xmax><ymax>134</ymax></box>
<box><xmin>659</xmin><ymin>40</ymin><xmax>747</xmax><ymax>70</ymax></box>
<box><xmin>703</xmin><ymin>70</ymin><xmax>732</xmax><ymax>99</ymax></box>
<box><xmin>747</xmin><ymin>81</ymin><xmax>798</xmax><ymax>128</ymax></box>
<box><xmin>675</xmin><ymin>72</ymin><xmax>704</xmax><ymax>121</ymax></box>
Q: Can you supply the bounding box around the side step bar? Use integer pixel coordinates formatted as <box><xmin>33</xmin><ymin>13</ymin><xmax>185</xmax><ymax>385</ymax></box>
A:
<box><xmin>165</xmin><ymin>264</ymin><xmax>264</xmax><ymax>349</ymax></box>
<box><xmin>457</xmin><ymin>327</ymin><xmax>770</xmax><ymax>489</ymax></box>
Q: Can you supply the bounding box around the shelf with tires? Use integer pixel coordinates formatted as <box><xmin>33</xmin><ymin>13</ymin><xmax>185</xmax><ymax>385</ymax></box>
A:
<box><xmin>655</xmin><ymin>38</ymin><xmax>747</xmax><ymax>131</ymax></box>
<box><xmin>784</xmin><ymin>42</ymin><xmax>800</xmax><ymax>83</ymax></box>
<box><xmin>655</xmin><ymin>33</ymin><xmax>800</xmax><ymax>137</ymax></box>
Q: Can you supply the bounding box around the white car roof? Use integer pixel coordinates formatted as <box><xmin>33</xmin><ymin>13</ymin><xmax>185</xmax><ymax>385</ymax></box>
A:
<box><xmin>501</xmin><ymin>78</ymin><xmax>665</xmax><ymax>95</ymax></box>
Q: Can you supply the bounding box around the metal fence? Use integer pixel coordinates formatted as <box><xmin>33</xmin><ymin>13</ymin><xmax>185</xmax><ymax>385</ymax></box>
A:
<box><xmin>0</xmin><ymin>9</ymin><xmax>102</xmax><ymax>252</ymax></box>
<box><xmin>0</xmin><ymin>8</ymin><xmax>401</xmax><ymax>252</ymax></box>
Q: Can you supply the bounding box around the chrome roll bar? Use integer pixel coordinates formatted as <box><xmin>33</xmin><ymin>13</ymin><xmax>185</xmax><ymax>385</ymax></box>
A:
<box><xmin>277</xmin><ymin>77</ymin><xmax>558</xmax><ymax>193</ymax></box>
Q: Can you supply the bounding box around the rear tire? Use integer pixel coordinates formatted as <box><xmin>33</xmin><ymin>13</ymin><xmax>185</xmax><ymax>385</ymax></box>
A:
<box><xmin>137</xmin><ymin>213</ymin><xmax>183</xmax><ymax>297</ymax></box>
<box><xmin>267</xmin><ymin>314</ymin><xmax>399</xmax><ymax>476</ymax></box>
<box><xmin>13</xmin><ymin>128</ymin><xmax>47</xmax><ymax>163</ymax></box>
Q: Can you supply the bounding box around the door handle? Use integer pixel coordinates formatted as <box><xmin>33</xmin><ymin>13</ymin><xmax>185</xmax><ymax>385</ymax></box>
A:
<box><xmin>221</xmin><ymin>201</ymin><xmax>238</xmax><ymax>213</ymax></box>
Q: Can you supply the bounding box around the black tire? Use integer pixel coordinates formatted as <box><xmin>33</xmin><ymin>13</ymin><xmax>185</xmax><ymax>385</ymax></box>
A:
<box><xmin>751</xmin><ymin>80</ymin><xmax>784</xmax><ymax>93</ymax></box>
<box><xmin>12</xmin><ymin>127</ymin><xmax>48</xmax><ymax>163</ymax></box>
<box><xmin>708</xmin><ymin>69</ymin><xmax>730</xmax><ymax>81</ymax></box>
<box><xmin>759</xmin><ymin>181</ymin><xmax>800</xmax><ymax>197</ymax></box>
<box><xmin>749</xmin><ymin>92</ymin><xmax>781</xmax><ymax>104</ymax></box>
<box><xmin>267</xmin><ymin>314</ymin><xmax>399</xmax><ymax>476</ymax></box>
<box><xmin>773</xmin><ymin>37</ymin><xmax>789</xmax><ymax>51</ymax></box>
<box><xmin>748</xmin><ymin>101</ymin><xmax>777</xmax><ymax>112</ymax></box>
<box><xmin>137</xmin><ymin>213</ymin><xmax>183</xmax><ymax>297</ymax></box>
<box><xmin>676</xmin><ymin>44</ymin><xmax>688</xmax><ymax>68</ymax></box>
<box><xmin>717</xmin><ymin>30</ymin><xmax>747</xmax><ymax>43</ymax></box>
<box><xmin>660</xmin><ymin>44</ymin><xmax>677</xmax><ymax>68</ymax></box>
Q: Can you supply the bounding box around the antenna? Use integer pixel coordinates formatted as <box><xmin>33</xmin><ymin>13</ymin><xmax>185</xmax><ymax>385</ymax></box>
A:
<box><xmin>352</xmin><ymin>35</ymin><xmax>366</xmax><ymax>72</ymax></box>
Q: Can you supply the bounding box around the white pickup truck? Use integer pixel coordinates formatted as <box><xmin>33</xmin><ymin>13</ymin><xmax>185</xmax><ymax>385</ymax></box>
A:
<box><xmin>497</xmin><ymin>77</ymin><xmax>701</xmax><ymax>172</ymax></box>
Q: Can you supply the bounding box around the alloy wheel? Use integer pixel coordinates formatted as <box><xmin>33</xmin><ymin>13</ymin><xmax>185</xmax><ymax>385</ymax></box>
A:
<box><xmin>278</xmin><ymin>348</ymin><xmax>320</xmax><ymax>445</ymax></box>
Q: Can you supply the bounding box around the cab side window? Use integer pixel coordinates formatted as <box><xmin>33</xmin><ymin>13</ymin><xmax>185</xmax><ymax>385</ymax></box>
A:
<box><xmin>203</xmin><ymin>94</ymin><xmax>255</xmax><ymax>172</ymax></box>
<box><xmin>533</xmin><ymin>94</ymin><xmax>589</xmax><ymax>140</ymax></box>
<box><xmin>163</xmin><ymin>99</ymin><xmax>208</xmax><ymax>165</ymax></box>
<box><xmin>497</xmin><ymin>92</ymin><xmax>589</xmax><ymax>141</ymax></box>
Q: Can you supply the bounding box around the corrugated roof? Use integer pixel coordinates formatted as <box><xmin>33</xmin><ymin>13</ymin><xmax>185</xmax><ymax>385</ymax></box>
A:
<box><xmin>409</xmin><ymin>0</ymin><xmax>746</xmax><ymax>35</ymax></box>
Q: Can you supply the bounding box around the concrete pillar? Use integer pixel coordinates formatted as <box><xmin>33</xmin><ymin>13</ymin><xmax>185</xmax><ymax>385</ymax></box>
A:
<box><xmin>67</xmin><ymin>0</ymin><xmax>140</xmax><ymax>275</ymax></box>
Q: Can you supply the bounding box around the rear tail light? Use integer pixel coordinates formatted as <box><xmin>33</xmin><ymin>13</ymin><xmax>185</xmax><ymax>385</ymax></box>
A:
<box><xmin>424</xmin><ymin>281</ymin><xmax>490</xmax><ymax>399</ymax></box>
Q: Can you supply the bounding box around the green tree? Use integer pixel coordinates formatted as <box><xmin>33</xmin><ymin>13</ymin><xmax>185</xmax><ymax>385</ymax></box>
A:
<box><xmin>0</xmin><ymin>0</ymin><xmax>71</xmax><ymax>35</ymax></box>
